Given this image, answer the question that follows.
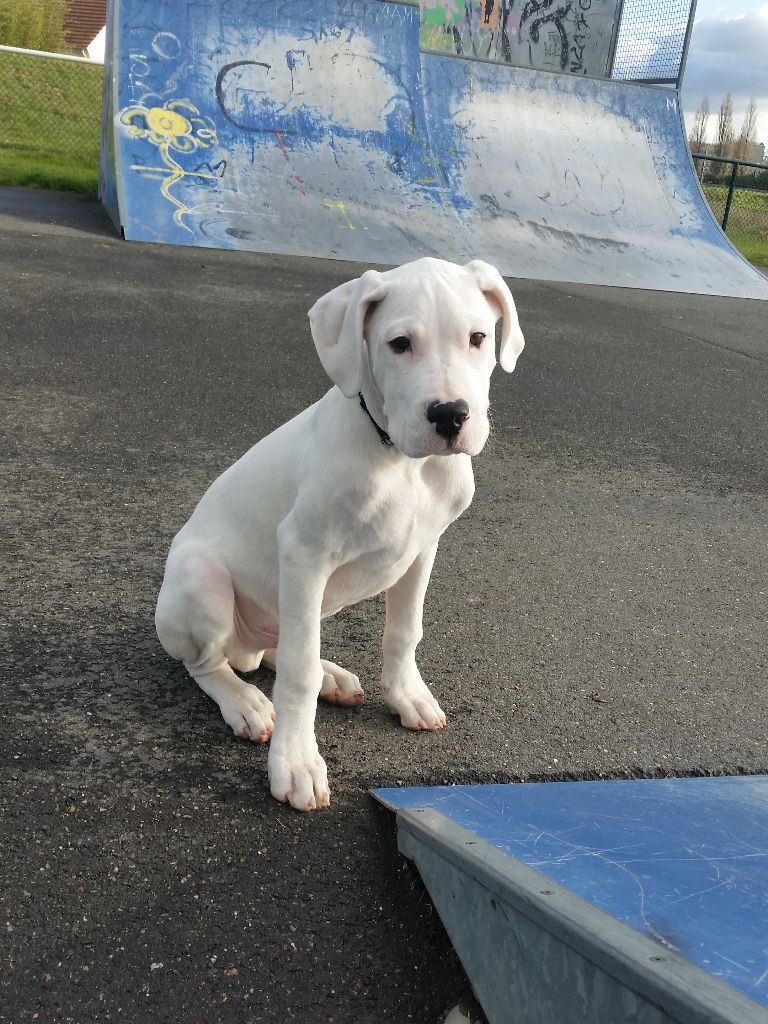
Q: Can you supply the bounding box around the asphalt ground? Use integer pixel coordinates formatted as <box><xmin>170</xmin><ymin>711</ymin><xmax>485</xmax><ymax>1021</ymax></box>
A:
<box><xmin>1</xmin><ymin>187</ymin><xmax>767</xmax><ymax>1023</ymax></box>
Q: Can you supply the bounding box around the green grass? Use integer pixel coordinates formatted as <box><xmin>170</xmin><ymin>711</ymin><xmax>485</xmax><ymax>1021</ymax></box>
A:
<box><xmin>0</xmin><ymin>51</ymin><xmax>102</xmax><ymax>193</ymax></box>
<box><xmin>0</xmin><ymin>148</ymin><xmax>99</xmax><ymax>191</ymax></box>
<box><xmin>726</xmin><ymin>232</ymin><xmax>768</xmax><ymax>268</ymax></box>
<box><xmin>702</xmin><ymin>185</ymin><xmax>768</xmax><ymax>266</ymax></box>
<box><xmin>703</xmin><ymin>185</ymin><xmax>768</xmax><ymax>213</ymax></box>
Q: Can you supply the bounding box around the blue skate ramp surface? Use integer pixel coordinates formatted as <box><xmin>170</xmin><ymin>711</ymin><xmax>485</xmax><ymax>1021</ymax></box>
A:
<box><xmin>102</xmin><ymin>0</ymin><xmax>768</xmax><ymax>299</ymax></box>
<box><xmin>374</xmin><ymin>776</ymin><xmax>768</xmax><ymax>1008</ymax></box>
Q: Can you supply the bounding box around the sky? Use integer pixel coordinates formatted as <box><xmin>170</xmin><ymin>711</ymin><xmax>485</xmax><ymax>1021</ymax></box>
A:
<box><xmin>681</xmin><ymin>1</ymin><xmax>768</xmax><ymax>152</ymax></box>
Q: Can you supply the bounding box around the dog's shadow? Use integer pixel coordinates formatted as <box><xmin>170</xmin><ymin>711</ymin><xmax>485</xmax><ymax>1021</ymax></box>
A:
<box><xmin>10</xmin><ymin>596</ymin><xmax>400</xmax><ymax>776</ymax></box>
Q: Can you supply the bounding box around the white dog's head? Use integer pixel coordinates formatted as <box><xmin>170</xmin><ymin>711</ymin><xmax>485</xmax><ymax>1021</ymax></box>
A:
<box><xmin>308</xmin><ymin>257</ymin><xmax>525</xmax><ymax>458</ymax></box>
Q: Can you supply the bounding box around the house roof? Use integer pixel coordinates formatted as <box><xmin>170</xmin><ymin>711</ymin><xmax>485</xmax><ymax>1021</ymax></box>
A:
<box><xmin>63</xmin><ymin>0</ymin><xmax>107</xmax><ymax>50</ymax></box>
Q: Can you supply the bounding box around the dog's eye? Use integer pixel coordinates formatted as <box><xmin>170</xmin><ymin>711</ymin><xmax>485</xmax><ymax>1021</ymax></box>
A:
<box><xmin>470</xmin><ymin>332</ymin><xmax>486</xmax><ymax>348</ymax></box>
<box><xmin>389</xmin><ymin>336</ymin><xmax>411</xmax><ymax>354</ymax></box>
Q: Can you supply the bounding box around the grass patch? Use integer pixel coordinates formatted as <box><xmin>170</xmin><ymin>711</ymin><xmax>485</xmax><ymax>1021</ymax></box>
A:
<box><xmin>702</xmin><ymin>185</ymin><xmax>768</xmax><ymax>267</ymax></box>
<box><xmin>0</xmin><ymin>148</ymin><xmax>98</xmax><ymax>192</ymax></box>
<box><xmin>0</xmin><ymin>50</ymin><xmax>102</xmax><ymax>193</ymax></box>
<box><xmin>726</xmin><ymin>232</ymin><xmax>768</xmax><ymax>268</ymax></box>
<box><xmin>703</xmin><ymin>185</ymin><xmax>768</xmax><ymax>213</ymax></box>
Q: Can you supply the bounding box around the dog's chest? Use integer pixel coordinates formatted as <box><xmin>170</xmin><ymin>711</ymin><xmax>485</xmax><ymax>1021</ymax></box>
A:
<box><xmin>322</xmin><ymin>462</ymin><xmax>472</xmax><ymax>609</ymax></box>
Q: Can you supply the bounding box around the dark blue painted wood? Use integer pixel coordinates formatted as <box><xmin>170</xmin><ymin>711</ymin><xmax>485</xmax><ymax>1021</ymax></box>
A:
<box><xmin>373</xmin><ymin>776</ymin><xmax>768</xmax><ymax>1007</ymax></box>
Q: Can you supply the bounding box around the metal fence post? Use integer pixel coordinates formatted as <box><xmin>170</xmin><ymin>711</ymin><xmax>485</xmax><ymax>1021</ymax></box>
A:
<box><xmin>606</xmin><ymin>0</ymin><xmax>626</xmax><ymax>79</ymax></box>
<box><xmin>676</xmin><ymin>0</ymin><xmax>698</xmax><ymax>89</ymax></box>
<box><xmin>722</xmin><ymin>161</ymin><xmax>739</xmax><ymax>231</ymax></box>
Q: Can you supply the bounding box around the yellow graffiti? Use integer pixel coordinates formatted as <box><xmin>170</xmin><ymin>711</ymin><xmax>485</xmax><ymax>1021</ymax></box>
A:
<box><xmin>323</xmin><ymin>199</ymin><xmax>368</xmax><ymax>231</ymax></box>
<box><xmin>120</xmin><ymin>99</ymin><xmax>218</xmax><ymax>231</ymax></box>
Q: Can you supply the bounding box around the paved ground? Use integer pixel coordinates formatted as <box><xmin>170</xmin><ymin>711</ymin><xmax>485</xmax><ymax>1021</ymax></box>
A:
<box><xmin>1</xmin><ymin>187</ymin><xmax>767</xmax><ymax>1023</ymax></box>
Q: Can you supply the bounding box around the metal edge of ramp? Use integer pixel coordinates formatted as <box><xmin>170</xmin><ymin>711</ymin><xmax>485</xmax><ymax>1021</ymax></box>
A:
<box><xmin>394</xmin><ymin>806</ymin><xmax>768</xmax><ymax>1024</ymax></box>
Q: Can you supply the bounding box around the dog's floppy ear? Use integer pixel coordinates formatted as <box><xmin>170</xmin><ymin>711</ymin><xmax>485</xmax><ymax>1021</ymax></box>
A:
<box><xmin>463</xmin><ymin>260</ymin><xmax>525</xmax><ymax>373</ymax></box>
<box><xmin>308</xmin><ymin>270</ymin><xmax>388</xmax><ymax>397</ymax></box>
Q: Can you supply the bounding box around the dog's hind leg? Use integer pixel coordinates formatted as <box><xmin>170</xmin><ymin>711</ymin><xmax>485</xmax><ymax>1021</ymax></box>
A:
<box><xmin>155</xmin><ymin>545</ymin><xmax>275</xmax><ymax>742</ymax></box>
<box><xmin>190</xmin><ymin>655</ymin><xmax>274</xmax><ymax>742</ymax></box>
<box><xmin>224</xmin><ymin>639</ymin><xmax>265</xmax><ymax>675</ymax></box>
<box><xmin>318</xmin><ymin>660</ymin><xmax>364</xmax><ymax>706</ymax></box>
<box><xmin>260</xmin><ymin>650</ymin><xmax>364</xmax><ymax>707</ymax></box>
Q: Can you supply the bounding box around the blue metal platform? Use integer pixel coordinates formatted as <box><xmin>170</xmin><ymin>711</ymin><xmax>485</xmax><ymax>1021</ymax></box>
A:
<box><xmin>373</xmin><ymin>777</ymin><xmax>768</xmax><ymax>1024</ymax></box>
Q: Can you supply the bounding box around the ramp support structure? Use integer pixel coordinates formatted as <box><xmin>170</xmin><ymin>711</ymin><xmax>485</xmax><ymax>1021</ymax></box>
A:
<box><xmin>397</xmin><ymin>807</ymin><xmax>767</xmax><ymax>1024</ymax></box>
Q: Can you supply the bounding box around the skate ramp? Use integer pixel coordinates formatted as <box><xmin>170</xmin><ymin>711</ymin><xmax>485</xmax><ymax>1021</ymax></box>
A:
<box><xmin>101</xmin><ymin>0</ymin><xmax>768</xmax><ymax>299</ymax></box>
<box><xmin>375</xmin><ymin>778</ymin><xmax>768</xmax><ymax>1024</ymax></box>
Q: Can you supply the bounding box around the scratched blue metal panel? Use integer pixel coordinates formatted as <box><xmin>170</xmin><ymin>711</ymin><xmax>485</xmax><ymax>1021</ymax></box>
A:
<box><xmin>107</xmin><ymin>0</ymin><xmax>454</xmax><ymax>249</ymax></box>
<box><xmin>373</xmin><ymin>776</ymin><xmax>768</xmax><ymax>1007</ymax></box>
<box><xmin>103</xmin><ymin>0</ymin><xmax>768</xmax><ymax>298</ymax></box>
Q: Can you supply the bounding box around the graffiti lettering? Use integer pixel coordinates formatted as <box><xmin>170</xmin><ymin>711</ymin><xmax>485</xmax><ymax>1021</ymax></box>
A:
<box><xmin>570</xmin><ymin>1</ymin><xmax>590</xmax><ymax>73</ymax></box>
<box><xmin>323</xmin><ymin>199</ymin><xmax>368</xmax><ymax>231</ymax></box>
<box><xmin>286</xmin><ymin>49</ymin><xmax>311</xmax><ymax>93</ymax></box>
<box><xmin>527</xmin><ymin>4</ymin><xmax>573</xmax><ymax>71</ymax></box>
<box><xmin>151</xmin><ymin>31</ymin><xmax>181</xmax><ymax>60</ymax></box>
<box><xmin>518</xmin><ymin>0</ymin><xmax>556</xmax><ymax>40</ymax></box>
<box><xmin>335</xmin><ymin>0</ymin><xmax>405</xmax><ymax>18</ymax></box>
<box><xmin>215</xmin><ymin>61</ymin><xmax>274</xmax><ymax>132</ymax></box>
<box><xmin>194</xmin><ymin>159</ymin><xmax>227</xmax><ymax>177</ymax></box>
<box><xmin>127</xmin><ymin>52</ymin><xmax>150</xmax><ymax>101</ymax></box>
<box><xmin>422</xmin><ymin>0</ymin><xmax>620</xmax><ymax>78</ymax></box>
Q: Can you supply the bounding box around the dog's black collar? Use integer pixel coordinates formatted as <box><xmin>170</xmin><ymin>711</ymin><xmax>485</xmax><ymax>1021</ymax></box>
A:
<box><xmin>358</xmin><ymin>392</ymin><xmax>393</xmax><ymax>447</ymax></box>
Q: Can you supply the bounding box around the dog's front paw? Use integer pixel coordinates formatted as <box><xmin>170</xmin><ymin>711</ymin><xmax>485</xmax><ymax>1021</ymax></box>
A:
<box><xmin>220</xmin><ymin>683</ymin><xmax>275</xmax><ymax>742</ymax></box>
<box><xmin>382</xmin><ymin>671</ymin><xmax>446</xmax><ymax>731</ymax></box>
<box><xmin>268</xmin><ymin>734</ymin><xmax>330</xmax><ymax>812</ymax></box>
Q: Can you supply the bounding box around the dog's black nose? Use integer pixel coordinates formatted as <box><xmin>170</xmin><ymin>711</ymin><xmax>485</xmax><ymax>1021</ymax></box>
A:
<box><xmin>426</xmin><ymin>399</ymin><xmax>470</xmax><ymax>440</ymax></box>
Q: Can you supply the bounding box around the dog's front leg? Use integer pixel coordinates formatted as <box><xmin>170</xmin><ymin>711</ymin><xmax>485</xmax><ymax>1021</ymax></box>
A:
<box><xmin>381</xmin><ymin>542</ymin><xmax>447</xmax><ymax>731</ymax></box>
<box><xmin>268</xmin><ymin>523</ymin><xmax>332</xmax><ymax>811</ymax></box>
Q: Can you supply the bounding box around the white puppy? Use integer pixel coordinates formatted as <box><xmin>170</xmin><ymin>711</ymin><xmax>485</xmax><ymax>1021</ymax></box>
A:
<box><xmin>155</xmin><ymin>257</ymin><xmax>525</xmax><ymax>811</ymax></box>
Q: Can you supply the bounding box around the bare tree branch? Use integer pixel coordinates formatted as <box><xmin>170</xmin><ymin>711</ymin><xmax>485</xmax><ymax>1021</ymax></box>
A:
<box><xmin>715</xmin><ymin>92</ymin><xmax>734</xmax><ymax>158</ymax></box>
<box><xmin>734</xmin><ymin>97</ymin><xmax>759</xmax><ymax>160</ymax></box>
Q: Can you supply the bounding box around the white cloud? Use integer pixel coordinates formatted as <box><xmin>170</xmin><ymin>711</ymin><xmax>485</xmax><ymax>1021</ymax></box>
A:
<box><xmin>681</xmin><ymin>4</ymin><xmax>768</xmax><ymax>149</ymax></box>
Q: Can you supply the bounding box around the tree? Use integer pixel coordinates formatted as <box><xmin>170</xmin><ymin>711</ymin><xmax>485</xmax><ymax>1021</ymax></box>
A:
<box><xmin>688</xmin><ymin>96</ymin><xmax>710</xmax><ymax>179</ymax></box>
<box><xmin>689</xmin><ymin>96</ymin><xmax>710</xmax><ymax>152</ymax></box>
<box><xmin>715</xmin><ymin>92</ymin><xmax>735</xmax><ymax>159</ymax></box>
<box><xmin>734</xmin><ymin>97</ymin><xmax>759</xmax><ymax>160</ymax></box>
<box><xmin>0</xmin><ymin>0</ymin><xmax>67</xmax><ymax>53</ymax></box>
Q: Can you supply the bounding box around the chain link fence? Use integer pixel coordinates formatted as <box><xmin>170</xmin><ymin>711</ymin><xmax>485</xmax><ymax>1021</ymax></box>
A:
<box><xmin>610</xmin><ymin>0</ymin><xmax>695</xmax><ymax>84</ymax></box>
<box><xmin>692</xmin><ymin>154</ymin><xmax>768</xmax><ymax>248</ymax></box>
<box><xmin>0</xmin><ymin>44</ymin><xmax>103</xmax><ymax>191</ymax></box>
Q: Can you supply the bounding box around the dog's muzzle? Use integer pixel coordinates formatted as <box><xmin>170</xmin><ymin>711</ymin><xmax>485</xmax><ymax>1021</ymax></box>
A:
<box><xmin>427</xmin><ymin>399</ymin><xmax>470</xmax><ymax>444</ymax></box>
